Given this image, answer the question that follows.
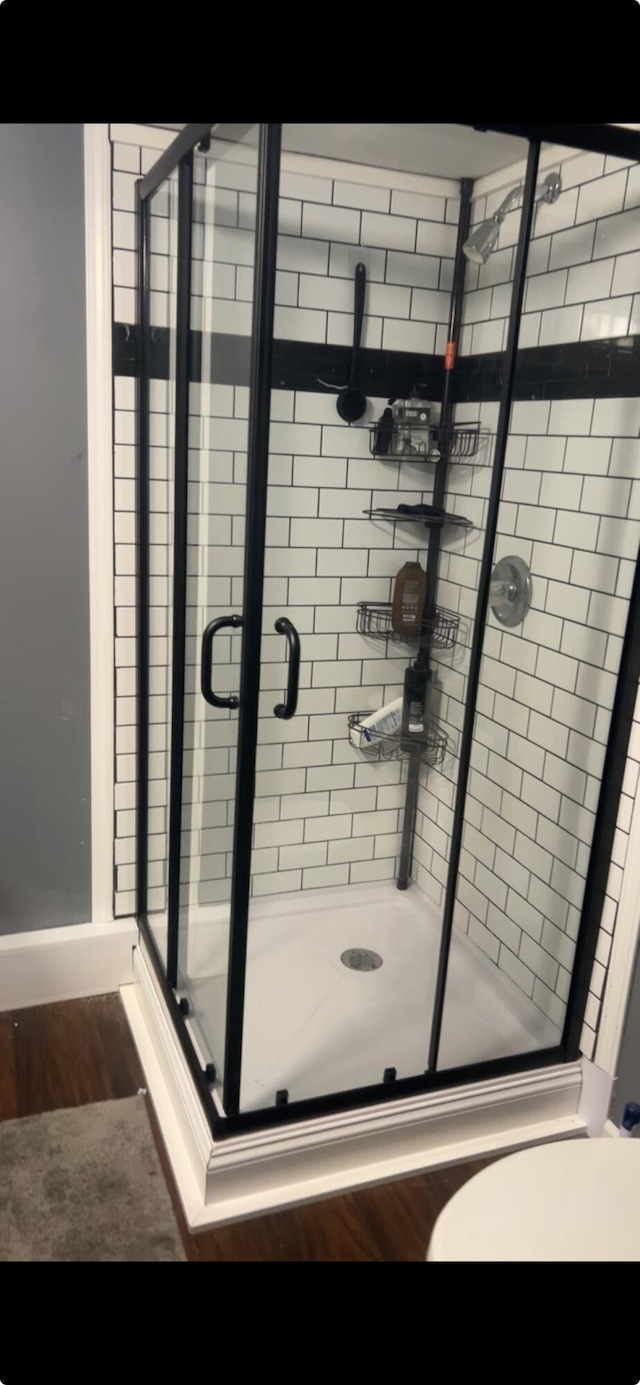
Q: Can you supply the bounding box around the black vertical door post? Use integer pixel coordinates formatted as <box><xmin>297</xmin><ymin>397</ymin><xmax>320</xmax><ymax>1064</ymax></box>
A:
<box><xmin>136</xmin><ymin>186</ymin><xmax>150</xmax><ymax>928</ymax></box>
<box><xmin>397</xmin><ymin>178</ymin><xmax>473</xmax><ymax>890</ymax></box>
<box><xmin>427</xmin><ymin>142</ymin><xmax>541</xmax><ymax>1073</ymax></box>
<box><xmin>223</xmin><ymin>125</ymin><xmax>283</xmax><ymax>1117</ymax></box>
<box><xmin>166</xmin><ymin>156</ymin><xmax>194</xmax><ymax>989</ymax></box>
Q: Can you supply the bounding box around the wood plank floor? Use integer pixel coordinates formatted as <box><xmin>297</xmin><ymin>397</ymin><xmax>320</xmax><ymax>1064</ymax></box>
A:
<box><xmin>0</xmin><ymin>993</ymin><xmax>495</xmax><ymax>1261</ymax></box>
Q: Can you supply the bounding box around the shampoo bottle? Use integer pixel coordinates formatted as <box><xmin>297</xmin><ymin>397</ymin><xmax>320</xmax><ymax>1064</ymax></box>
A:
<box><xmin>391</xmin><ymin>561</ymin><xmax>426</xmax><ymax>636</ymax></box>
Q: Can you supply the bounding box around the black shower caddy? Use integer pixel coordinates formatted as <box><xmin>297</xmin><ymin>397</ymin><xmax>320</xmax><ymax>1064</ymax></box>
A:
<box><xmin>356</xmin><ymin>601</ymin><xmax>459</xmax><ymax>648</ymax></box>
<box><xmin>368</xmin><ymin>418</ymin><xmax>489</xmax><ymax>461</ymax></box>
<box><xmin>350</xmin><ymin>399</ymin><xmax>488</xmax><ymax>813</ymax></box>
<box><xmin>347</xmin><ymin>710</ymin><xmax>449</xmax><ymax>767</ymax></box>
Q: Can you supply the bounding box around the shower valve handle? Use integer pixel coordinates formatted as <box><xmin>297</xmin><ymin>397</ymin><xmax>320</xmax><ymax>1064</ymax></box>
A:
<box><xmin>274</xmin><ymin>617</ymin><xmax>301</xmax><ymax>720</ymax></box>
<box><xmin>201</xmin><ymin>614</ymin><xmax>243</xmax><ymax>709</ymax></box>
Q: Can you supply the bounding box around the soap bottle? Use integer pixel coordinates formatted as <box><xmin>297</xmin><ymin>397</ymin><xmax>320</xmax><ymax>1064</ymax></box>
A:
<box><xmin>401</xmin><ymin>664</ymin><xmax>432</xmax><ymax>739</ymax></box>
<box><xmin>391</xmin><ymin>561</ymin><xmax>427</xmax><ymax>636</ymax></box>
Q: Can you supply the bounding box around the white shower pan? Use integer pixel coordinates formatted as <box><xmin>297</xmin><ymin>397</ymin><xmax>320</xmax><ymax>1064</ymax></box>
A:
<box><xmin>123</xmin><ymin>875</ymin><xmax>585</xmax><ymax>1229</ymax></box>
<box><xmin>179</xmin><ymin>881</ymin><xmax>561</xmax><ymax>1112</ymax></box>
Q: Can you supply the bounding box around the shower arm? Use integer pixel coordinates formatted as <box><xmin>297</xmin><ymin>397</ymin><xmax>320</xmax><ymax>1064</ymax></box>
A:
<box><xmin>494</xmin><ymin>171</ymin><xmax>561</xmax><ymax>225</ymax></box>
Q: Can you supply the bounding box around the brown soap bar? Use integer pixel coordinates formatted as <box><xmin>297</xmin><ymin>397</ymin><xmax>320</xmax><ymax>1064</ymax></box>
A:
<box><xmin>391</xmin><ymin>561</ymin><xmax>426</xmax><ymax>635</ymax></box>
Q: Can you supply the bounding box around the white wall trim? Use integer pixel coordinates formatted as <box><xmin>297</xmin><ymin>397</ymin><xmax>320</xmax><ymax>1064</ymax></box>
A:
<box><xmin>109</xmin><ymin>123</ymin><xmax>460</xmax><ymax>199</ymax></box>
<box><xmin>578</xmin><ymin>1055</ymin><xmax>615</xmax><ymax>1137</ymax></box>
<box><xmin>125</xmin><ymin>938</ymin><xmax>585</xmax><ymax>1230</ymax></box>
<box><xmin>0</xmin><ymin>918</ymin><xmax>136</xmax><ymax>1013</ymax></box>
<box><xmin>596</xmin><ymin>777</ymin><xmax>640</xmax><ymax>1076</ymax></box>
<box><xmin>84</xmin><ymin>123</ymin><xmax>115</xmax><ymax>927</ymax></box>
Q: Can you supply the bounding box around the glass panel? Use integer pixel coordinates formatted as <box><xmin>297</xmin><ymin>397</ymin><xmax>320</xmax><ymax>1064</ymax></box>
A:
<box><xmin>143</xmin><ymin>171</ymin><xmax>179</xmax><ymax>967</ymax></box>
<box><xmin>238</xmin><ymin>126</ymin><xmax>530</xmax><ymax>1112</ymax></box>
<box><xmin>437</xmin><ymin>151</ymin><xmax>640</xmax><ymax>1068</ymax></box>
<box><xmin>175</xmin><ymin>126</ymin><xmax>260</xmax><ymax>1086</ymax></box>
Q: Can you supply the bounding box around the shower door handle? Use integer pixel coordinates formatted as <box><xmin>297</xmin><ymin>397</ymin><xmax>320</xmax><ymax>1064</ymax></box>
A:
<box><xmin>273</xmin><ymin>617</ymin><xmax>300</xmax><ymax>720</ymax></box>
<box><xmin>201</xmin><ymin>614</ymin><xmax>243</xmax><ymax>709</ymax></box>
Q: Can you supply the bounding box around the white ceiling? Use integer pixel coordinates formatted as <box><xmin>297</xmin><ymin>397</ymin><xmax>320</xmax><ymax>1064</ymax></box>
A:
<box><xmin>147</xmin><ymin>123</ymin><xmax>531</xmax><ymax>179</ymax></box>
<box><xmin>282</xmin><ymin>124</ymin><xmax>530</xmax><ymax>179</ymax></box>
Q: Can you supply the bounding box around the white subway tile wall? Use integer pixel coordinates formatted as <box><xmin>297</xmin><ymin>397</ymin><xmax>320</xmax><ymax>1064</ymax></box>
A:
<box><xmin>416</xmin><ymin>395</ymin><xmax>640</xmax><ymax>1051</ymax></box>
<box><xmin>175</xmin><ymin>380</ymin><xmax>440</xmax><ymax>910</ymax></box>
<box><xmin>111</xmin><ymin>134</ymin><xmax>456</xmax><ymax>918</ymax></box>
<box><xmin>461</xmin><ymin>155</ymin><xmax>640</xmax><ymax>354</ymax></box>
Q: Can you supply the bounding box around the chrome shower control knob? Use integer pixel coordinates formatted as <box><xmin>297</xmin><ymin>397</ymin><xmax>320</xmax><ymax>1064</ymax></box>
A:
<box><xmin>489</xmin><ymin>555</ymin><xmax>533</xmax><ymax>628</ymax></box>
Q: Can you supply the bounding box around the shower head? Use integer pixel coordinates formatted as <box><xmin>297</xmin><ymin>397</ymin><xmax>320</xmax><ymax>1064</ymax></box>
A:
<box><xmin>462</xmin><ymin>170</ymin><xmax>562</xmax><ymax>265</ymax></box>
<box><xmin>462</xmin><ymin>217</ymin><xmax>502</xmax><ymax>265</ymax></box>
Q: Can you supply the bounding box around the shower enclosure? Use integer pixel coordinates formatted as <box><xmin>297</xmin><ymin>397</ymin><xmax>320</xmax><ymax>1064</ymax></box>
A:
<box><xmin>135</xmin><ymin>121</ymin><xmax>640</xmax><ymax>1140</ymax></box>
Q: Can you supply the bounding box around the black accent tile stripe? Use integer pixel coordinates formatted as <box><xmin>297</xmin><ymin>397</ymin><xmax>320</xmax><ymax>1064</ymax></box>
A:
<box><xmin>113</xmin><ymin>323</ymin><xmax>444</xmax><ymax>401</ymax></box>
<box><xmin>114</xmin><ymin>323</ymin><xmax>640</xmax><ymax>403</ymax></box>
<box><xmin>457</xmin><ymin>337</ymin><xmax>640</xmax><ymax>402</ymax></box>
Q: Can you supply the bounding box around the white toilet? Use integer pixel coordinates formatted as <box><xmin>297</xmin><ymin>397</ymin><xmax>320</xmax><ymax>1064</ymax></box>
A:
<box><xmin>428</xmin><ymin>1138</ymin><xmax>640</xmax><ymax>1261</ymax></box>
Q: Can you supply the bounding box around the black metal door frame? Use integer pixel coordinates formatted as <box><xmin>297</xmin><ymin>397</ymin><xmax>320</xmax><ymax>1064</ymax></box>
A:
<box><xmin>134</xmin><ymin>120</ymin><xmax>640</xmax><ymax>1142</ymax></box>
<box><xmin>136</xmin><ymin>122</ymin><xmax>223</xmax><ymax>1120</ymax></box>
<box><xmin>222</xmin><ymin>124</ymin><xmax>282</xmax><ymax>1117</ymax></box>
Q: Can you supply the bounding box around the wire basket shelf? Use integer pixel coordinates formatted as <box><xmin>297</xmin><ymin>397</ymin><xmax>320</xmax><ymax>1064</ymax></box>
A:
<box><xmin>356</xmin><ymin>601</ymin><xmax>459</xmax><ymax>650</ymax></box>
<box><xmin>369</xmin><ymin>420</ymin><xmax>489</xmax><ymax>462</ymax></box>
<box><xmin>364</xmin><ymin>507</ymin><xmax>473</xmax><ymax>530</ymax></box>
<box><xmin>347</xmin><ymin>711</ymin><xmax>448</xmax><ymax>767</ymax></box>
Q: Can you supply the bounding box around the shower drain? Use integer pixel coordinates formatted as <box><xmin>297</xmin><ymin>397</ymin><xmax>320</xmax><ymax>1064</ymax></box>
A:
<box><xmin>340</xmin><ymin>948</ymin><xmax>383</xmax><ymax>971</ymax></box>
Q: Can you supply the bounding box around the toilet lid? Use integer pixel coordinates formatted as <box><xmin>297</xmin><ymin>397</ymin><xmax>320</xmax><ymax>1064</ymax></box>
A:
<box><xmin>428</xmin><ymin>1139</ymin><xmax>640</xmax><ymax>1261</ymax></box>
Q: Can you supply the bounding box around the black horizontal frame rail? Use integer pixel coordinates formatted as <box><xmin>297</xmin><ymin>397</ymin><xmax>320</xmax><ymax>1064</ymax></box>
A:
<box><xmin>427</xmin><ymin>141</ymin><xmax>542</xmax><ymax>1075</ymax></box>
<box><xmin>138</xmin><ymin>123</ymin><xmax>216</xmax><ymax>202</ymax></box>
<box><xmin>470</xmin><ymin>122</ymin><xmax>640</xmax><ymax>162</ymax></box>
<box><xmin>213</xmin><ymin>1044</ymin><xmax>564</xmax><ymax>1140</ymax></box>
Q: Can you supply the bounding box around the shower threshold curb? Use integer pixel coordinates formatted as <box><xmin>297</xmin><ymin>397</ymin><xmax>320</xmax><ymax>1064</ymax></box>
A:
<box><xmin>121</xmin><ymin>939</ymin><xmax>586</xmax><ymax>1232</ymax></box>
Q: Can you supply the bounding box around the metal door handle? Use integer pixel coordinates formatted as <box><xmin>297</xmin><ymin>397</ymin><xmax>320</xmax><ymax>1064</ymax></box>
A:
<box><xmin>273</xmin><ymin>617</ymin><xmax>300</xmax><ymax>720</ymax></box>
<box><xmin>201</xmin><ymin>615</ymin><xmax>243</xmax><ymax>709</ymax></box>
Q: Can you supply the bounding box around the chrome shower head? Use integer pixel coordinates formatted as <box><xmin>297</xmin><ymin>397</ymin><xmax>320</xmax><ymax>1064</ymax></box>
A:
<box><xmin>462</xmin><ymin>216</ymin><xmax>502</xmax><ymax>265</ymax></box>
<box><xmin>462</xmin><ymin>170</ymin><xmax>562</xmax><ymax>265</ymax></box>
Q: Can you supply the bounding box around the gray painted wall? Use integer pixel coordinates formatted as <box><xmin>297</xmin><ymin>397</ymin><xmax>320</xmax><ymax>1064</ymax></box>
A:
<box><xmin>0</xmin><ymin>123</ymin><xmax>91</xmax><ymax>932</ymax></box>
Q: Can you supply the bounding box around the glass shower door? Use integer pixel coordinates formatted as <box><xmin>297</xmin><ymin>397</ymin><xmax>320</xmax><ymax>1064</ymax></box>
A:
<box><xmin>172</xmin><ymin>126</ymin><xmax>262</xmax><ymax>1090</ymax></box>
<box><xmin>137</xmin><ymin>167</ymin><xmax>180</xmax><ymax>970</ymax></box>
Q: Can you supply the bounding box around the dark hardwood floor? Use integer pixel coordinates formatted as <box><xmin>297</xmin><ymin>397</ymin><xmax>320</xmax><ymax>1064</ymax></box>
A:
<box><xmin>0</xmin><ymin>993</ymin><xmax>494</xmax><ymax>1261</ymax></box>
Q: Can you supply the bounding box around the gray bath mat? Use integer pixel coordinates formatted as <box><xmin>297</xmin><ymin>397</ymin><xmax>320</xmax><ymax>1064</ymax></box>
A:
<box><xmin>0</xmin><ymin>1096</ymin><xmax>186</xmax><ymax>1261</ymax></box>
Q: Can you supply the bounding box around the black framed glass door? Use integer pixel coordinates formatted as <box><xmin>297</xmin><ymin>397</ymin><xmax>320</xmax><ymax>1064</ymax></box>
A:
<box><xmin>137</xmin><ymin>123</ymin><xmax>283</xmax><ymax>1117</ymax></box>
<box><xmin>136</xmin><ymin>120</ymin><xmax>640</xmax><ymax>1138</ymax></box>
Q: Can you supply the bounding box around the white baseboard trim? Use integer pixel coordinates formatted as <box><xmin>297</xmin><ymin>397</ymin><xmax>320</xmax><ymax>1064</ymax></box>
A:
<box><xmin>0</xmin><ymin>918</ymin><xmax>137</xmax><ymax>1012</ymax></box>
<box><xmin>123</xmin><ymin>938</ymin><xmax>587</xmax><ymax>1231</ymax></box>
<box><xmin>578</xmin><ymin>1055</ymin><xmax>615</xmax><ymax>1136</ymax></box>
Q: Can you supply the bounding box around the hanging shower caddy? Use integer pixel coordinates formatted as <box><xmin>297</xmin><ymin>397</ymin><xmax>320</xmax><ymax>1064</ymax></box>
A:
<box><xmin>349</xmin><ymin>394</ymin><xmax>486</xmax><ymax>770</ymax></box>
<box><xmin>369</xmin><ymin>396</ymin><xmax>489</xmax><ymax>461</ymax></box>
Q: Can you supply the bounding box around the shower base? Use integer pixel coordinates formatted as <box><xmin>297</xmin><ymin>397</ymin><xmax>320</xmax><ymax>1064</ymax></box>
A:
<box><xmin>160</xmin><ymin>881</ymin><xmax>560</xmax><ymax>1114</ymax></box>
